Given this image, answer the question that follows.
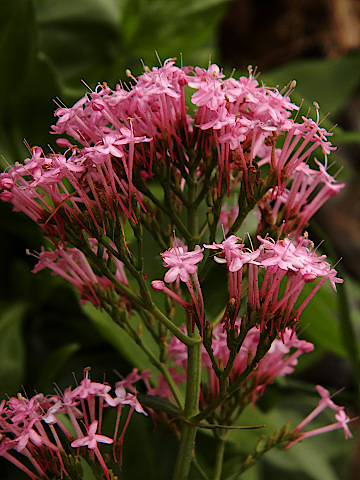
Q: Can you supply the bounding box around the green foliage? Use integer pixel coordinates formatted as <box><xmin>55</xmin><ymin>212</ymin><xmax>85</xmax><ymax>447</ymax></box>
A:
<box><xmin>263</xmin><ymin>53</ymin><xmax>360</xmax><ymax>116</ymax></box>
<box><xmin>81</xmin><ymin>302</ymin><xmax>160</xmax><ymax>376</ymax></box>
<box><xmin>0</xmin><ymin>303</ymin><xmax>26</xmax><ymax>397</ymax></box>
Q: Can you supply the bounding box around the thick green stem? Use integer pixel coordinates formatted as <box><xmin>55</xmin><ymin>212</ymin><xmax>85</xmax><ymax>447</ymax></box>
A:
<box><xmin>187</xmin><ymin>165</ymin><xmax>199</xmax><ymax>248</ymax></box>
<box><xmin>172</xmin><ymin>163</ymin><xmax>202</xmax><ymax>480</ymax></box>
<box><xmin>172</xmin><ymin>333</ymin><xmax>202</xmax><ymax>480</ymax></box>
<box><xmin>213</xmin><ymin>433</ymin><xmax>227</xmax><ymax>480</ymax></box>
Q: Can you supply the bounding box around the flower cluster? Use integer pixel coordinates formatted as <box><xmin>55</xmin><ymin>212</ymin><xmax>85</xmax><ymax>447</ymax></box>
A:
<box><xmin>0</xmin><ymin>60</ymin><xmax>340</xmax><ymax>242</ymax></box>
<box><xmin>150</xmin><ymin>322</ymin><xmax>314</xmax><ymax>411</ymax></box>
<box><xmin>153</xmin><ymin>233</ymin><xmax>342</xmax><ymax>336</ymax></box>
<box><xmin>257</xmin><ymin>158</ymin><xmax>345</xmax><ymax>237</ymax></box>
<box><xmin>31</xmin><ymin>238</ymin><xmax>129</xmax><ymax>308</ymax></box>
<box><xmin>0</xmin><ymin>370</ymin><xmax>146</xmax><ymax>480</ymax></box>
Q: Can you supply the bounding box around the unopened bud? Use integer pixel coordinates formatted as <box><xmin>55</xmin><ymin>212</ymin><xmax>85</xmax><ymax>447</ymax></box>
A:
<box><xmin>107</xmin><ymin>254</ymin><xmax>117</xmax><ymax>275</ymax></box>
<box><xmin>218</xmin><ymin>356</ymin><xmax>224</xmax><ymax>372</ymax></box>
<box><xmin>203</xmin><ymin>321</ymin><xmax>213</xmax><ymax>344</ymax></box>
<box><xmin>279</xmin><ymin>422</ymin><xmax>291</xmax><ymax>441</ymax></box>
<box><xmin>247</xmin><ymin>349</ymin><xmax>253</xmax><ymax>367</ymax></box>
<box><xmin>255</xmin><ymin>435</ymin><xmax>266</xmax><ymax>453</ymax></box>
<box><xmin>207</xmin><ymin>208</ymin><xmax>214</xmax><ymax>226</ymax></box>
<box><xmin>243</xmin><ymin>454</ymin><xmax>253</xmax><ymax>466</ymax></box>
<box><xmin>137</xmin><ymin>323</ymin><xmax>143</xmax><ymax>337</ymax></box>
<box><xmin>227</xmin><ymin>297</ymin><xmax>236</xmax><ymax>318</ymax></box>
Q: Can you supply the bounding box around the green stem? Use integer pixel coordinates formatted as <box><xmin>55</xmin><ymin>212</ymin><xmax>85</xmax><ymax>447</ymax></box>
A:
<box><xmin>192</xmin><ymin>456</ymin><xmax>210</xmax><ymax>480</ymax></box>
<box><xmin>213</xmin><ymin>432</ymin><xmax>227</xmax><ymax>480</ymax></box>
<box><xmin>120</xmin><ymin>310</ymin><xmax>185</xmax><ymax>409</ymax></box>
<box><xmin>172</xmin><ymin>163</ymin><xmax>202</xmax><ymax>480</ymax></box>
<box><xmin>149</xmin><ymin>304</ymin><xmax>196</xmax><ymax>347</ymax></box>
<box><xmin>172</xmin><ymin>333</ymin><xmax>202</xmax><ymax>480</ymax></box>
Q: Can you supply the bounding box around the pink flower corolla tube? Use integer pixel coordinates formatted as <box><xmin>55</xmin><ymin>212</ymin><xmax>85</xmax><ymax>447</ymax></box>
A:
<box><xmin>0</xmin><ymin>369</ymin><xmax>146</xmax><ymax>480</ymax></box>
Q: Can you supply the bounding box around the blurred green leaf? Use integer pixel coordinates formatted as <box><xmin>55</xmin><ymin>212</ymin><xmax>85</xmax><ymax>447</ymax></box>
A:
<box><xmin>81</xmin><ymin>303</ymin><xmax>159</xmax><ymax>376</ymax></box>
<box><xmin>300</xmin><ymin>281</ymin><xmax>350</xmax><ymax>358</ymax></box>
<box><xmin>115</xmin><ymin>0</ymin><xmax>231</xmax><ymax>77</ymax></box>
<box><xmin>36</xmin><ymin>0</ymin><xmax>119</xmax><ymax>89</ymax></box>
<box><xmin>34</xmin><ymin>0</ymin><xmax>231</xmax><ymax>96</ymax></box>
<box><xmin>224</xmin><ymin>393</ymin><xmax>352</xmax><ymax>480</ymax></box>
<box><xmin>0</xmin><ymin>303</ymin><xmax>27</xmax><ymax>397</ymax></box>
<box><xmin>80</xmin><ymin>458</ymin><xmax>99</xmax><ymax>480</ymax></box>
<box><xmin>37</xmin><ymin>342</ymin><xmax>80</xmax><ymax>391</ymax></box>
<box><xmin>119</xmin><ymin>412</ymin><xmax>177</xmax><ymax>479</ymax></box>
<box><xmin>263</xmin><ymin>52</ymin><xmax>360</xmax><ymax>118</ymax></box>
<box><xmin>0</xmin><ymin>0</ymin><xmax>36</xmax><ymax>107</ymax></box>
<box><xmin>333</xmin><ymin>129</ymin><xmax>360</xmax><ymax>144</ymax></box>
<box><xmin>0</xmin><ymin>0</ymin><xmax>38</xmax><ymax>161</ymax></box>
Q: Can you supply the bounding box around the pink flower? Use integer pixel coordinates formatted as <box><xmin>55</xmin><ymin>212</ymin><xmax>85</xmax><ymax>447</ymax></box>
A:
<box><xmin>104</xmin><ymin>385</ymin><xmax>147</xmax><ymax>415</ymax></box>
<box><xmin>161</xmin><ymin>245</ymin><xmax>203</xmax><ymax>283</ymax></box>
<box><xmin>285</xmin><ymin>386</ymin><xmax>353</xmax><ymax>449</ymax></box>
<box><xmin>71</xmin><ymin>421</ymin><xmax>113</xmax><ymax>450</ymax></box>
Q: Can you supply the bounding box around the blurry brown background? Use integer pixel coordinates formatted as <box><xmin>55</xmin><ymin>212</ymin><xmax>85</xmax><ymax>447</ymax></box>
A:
<box><xmin>220</xmin><ymin>0</ymin><xmax>360</xmax><ymax>280</ymax></box>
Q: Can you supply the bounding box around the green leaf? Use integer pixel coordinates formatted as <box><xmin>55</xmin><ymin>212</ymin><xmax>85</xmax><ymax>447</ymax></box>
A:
<box><xmin>79</xmin><ymin>457</ymin><xmax>99</xmax><ymax>480</ymax></box>
<box><xmin>260</xmin><ymin>405</ymin><xmax>351</xmax><ymax>480</ymax></box>
<box><xmin>0</xmin><ymin>303</ymin><xmax>27</xmax><ymax>397</ymax></box>
<box><xmin>35</xmin><ymin>0</ymin><xmax>120</xmax><ymax>89</ymax></box>
<box><xmin>37</xmin><ymin>342</ymin><xmax>81</xmax><ymax>391</ymax></box>
<box><xmin>0</xmin><ymin>0</ymin><xmax>36</xmax><ymax>107</ymax></box>
<box><xmin>263</xmin><ymin>52</ymin><xmax>360</xmax><ymax>116</ymax></box>
<box><xmin>224</xmin><ymin>394</ymin><xmax>352</xmax><ymax>480</ymax></box>
<box><xmin>137</xmin><ymin>393</ymin><xmax>181</xmax><ymax>415</ymax></box>
<box><xmin>113</xmin><ymin>0</ymin><xmax>232</xmax><ymax>78</ymax></box>
<box><xmin>300</xmin><ymin>280</ymin><xmax>349</xmax><ymax>358</ymax></box>
<box><xmin>0</xmin><ymin>0</ymin><xmax>38</xmax><ymax>162</ymax></box>
<box><xmin>333</xmin><ymin>129</ymin><xmax>360</xmax><ymax>144</ymax></box>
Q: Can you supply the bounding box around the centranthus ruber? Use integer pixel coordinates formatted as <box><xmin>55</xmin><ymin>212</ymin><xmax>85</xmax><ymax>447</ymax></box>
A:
<box><xmin>0</xmin><ymin>56</ymin><xmax>353</xmax><ymax>480</ymax></box>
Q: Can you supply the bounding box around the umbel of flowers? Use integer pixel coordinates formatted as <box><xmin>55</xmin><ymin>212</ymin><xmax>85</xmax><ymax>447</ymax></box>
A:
<box><xmin>0</xmin><ymin>369</ymin><xmax>146</xmax><ymax>480</ymax></box>
<box><xmin>0</xmin><ymin>58</ymin><xmax>352</xmax><ymax>479</ymax></box>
